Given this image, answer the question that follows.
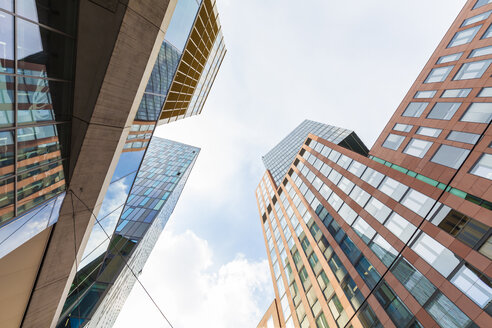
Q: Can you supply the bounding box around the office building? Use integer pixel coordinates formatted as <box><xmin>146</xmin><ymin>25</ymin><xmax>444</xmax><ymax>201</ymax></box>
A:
<box><xmin>256</xmin><ymin>1</ymin><xmax>491</xmax><ymax>327</ymax></box>
<box><xmin>0</xmin><ymin>0</ymin><xmax>225</xmax><ymax>327</ymax></box>
<box><xmin>58</xmin><ymin>137</ymin><xmax>199</xmax><ymax>328</ymax></box>
<box><xmin>262</xmin><ymin>120</ymin><xmax>368</xmax><ymax>187</ymax></box>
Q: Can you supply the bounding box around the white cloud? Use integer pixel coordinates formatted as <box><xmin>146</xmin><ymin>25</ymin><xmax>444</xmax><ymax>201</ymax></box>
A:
<box><xmin>114</xmin><ymin>228</ymin><xmax>273</xmax><ymax>328</ymax></box>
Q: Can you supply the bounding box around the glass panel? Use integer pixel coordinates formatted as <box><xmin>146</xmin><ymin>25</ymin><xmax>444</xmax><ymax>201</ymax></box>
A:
<box><xmin>446</xmin><ymin>131</ymin><xmax>480</xmax><ymax>144</ymax></box>
<box><xmin>426</xmin><ymin>293</ymin><xmax>473</xmax><ymax>328</ymax></box>
<box><xmin>385</xmin><ymin>212</ymin><xmax>417</xmax><ymax>243</ymax></box>
<box><xmin>403</xmin><ymin>138</ymin><xmax>433</xmax><ymax>158</ymax></box>
<box><xmin>470</xmin><ymin>153</ymin><xmax>492</xmax><ymax>179</ymax></box>
<box><xmin>441</xmin><ymin>88</ymin><xmax>472</xmax><ymax>98</ymax></box>
<box><xmin>437</xmin><ymin>52</ymin><xmax>462</xmax><ymax>64</ymax></box>
<box><xmin>416</xmin><ymin>127</ymin><xmax>442</xmax><ymax>137</ymax></box>
<box><xmin>17</xmin><ymin>0</ymin><xmax>78</xmax><ymax>35</ymax></box>
<box><xmin>0</xmin><ymin>74</ymin><xmax>13</xmax><ymax>127</ymax></box>
<box><xmin>402</xmin><ymin>102</ymin><xmax>428</xmax><ymax>117</ymax></box>
<box><xmin>478</xmin><ymin>87</ymin><xmax>492</xmax><ymax>97</ymax></box>
<box><xmin>425</xmin><ymin>66</ymin><xmax>454</xmax><ymax>83</ymax></box>
<box><xmin>392</xmin><ymin>258</ymin><xmax>436</xmax><ymax>305</ymax></box>
<box><xmin>382</xmin><ymin>134</ymin><xmax>405</xmax><ymax>150</ymax></box>
<box><xmin>427</xmin><ymin>102</ymin><xmax>461</xmax><ymax>120</ymax></box>
<box><xmin>474</xmin><ymin>0</ymin><xmax>492</xmax><ymax>10</ymax></box>
<box><xmin>431</xmin><ymin>145</ymin><xmax>470</xmax><ymax>169</ymax></box>
<box><xmin>447</xmin><ymin>25</ymin><xmax>481</xmax><ymax>47</ymax></box>
<box><xmin>370</xmin><ymin>235</ymin><xmax>398</xmax><ymax>266</ymax></box>
<box><xmin>462</xmin><ymin>10</ymin><xmax>492</xmax><ymax>26</ymax></box>
<box><xmin>415</xmin><ymin>90</ymin><xmax>437</xmax><ymax>98</ymax></box>
<box><xmin>17</xmin><ymin>18</ymin><xmax>75</xmax><ymax>80</ymax></box>
<box><xmin>17</xmin><ymin>124</ymin><xmax>63</xmax><ymax>172</ymax></box>
<box><xmin>0</xmin><ymin>177</ymin><xmax>14</xmax><ymax>223</ymax></box>
<box><xmin>0</xmin><ymin>130</ymin><xmax>14</xmax><ymax>178</ymax></box>
<box><xmin>453</xmin><ymin>59</ymin><xmax>492</xmax><ymax>80</ymax></box>
<box><xmin>460</xmin><ymin>102</ymin><xmax>492</xmax><ymax>123</ymax></box>
<box><xmin>0</xmin><ymin>11</ymin><xmax>14</xmax><ymax>73</ymax></box>
<box><xmin>411</xmin><ymin>232</ymin><xmax>460</xmax><ymax>277</ymax></box>
<box><xmin>469</xmin><ymin>45</ymin><xmax>492</xmax><ymax>58</ymax></box>
<box><xmin>451</xmin><ymin>264</ymin><xmax>492</xmax><ymax>308</ymax></box>
<box><xmin>393</xmin><ymin>123</ymin><xmax>413</xmax><ymax>132</ymax></box>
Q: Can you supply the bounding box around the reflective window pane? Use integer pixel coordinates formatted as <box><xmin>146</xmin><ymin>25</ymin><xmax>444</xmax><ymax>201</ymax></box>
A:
<box><xmin>416</xmin><ymin>127</ymin><xmax>442</xmax><ymax>137</ymax></box>
<box><xmin>17</xmin><ymin>18</ymin><xmax>74</xmax><ymax>80</ymax></box>
<box><xmin>0</xmin><ymin>74</ymin><xmax>14</xmax><ymax>127</ymax></box>
<box><xmin>478</xmin><ymin>87</ymin><xmax>492</xmax><ymax>97</ymax></box>
<box><xmin>402</xmin><ymin>102</ymin><xmax>428</xmax><ymax>117</ymax></box>
<box><xmin>453</xmin><ymin>59</ymin><xmax>492</xmax><ymax>80</ymax></box>
<box><xmin>470</xmin><ymin>153</ymin><xmax>492</xmax><ymax>180</ymax></box>
<box><xmin>0</xmin><ymin>130</ymin><xmax>14</xmax><ymax>179</ymax></box>
<box><xmin>425</xmin><ymin>66</ymin><xmax>454</xmax><ymax>83</ymax></box>
<box><xmin>0</xmin><ymin>11</ymin><xmax>14</xmax><ymax>73</ymax></box>
<box><xmin>403</xmin><ymin>138</ymin><xmax>433</xmax><ymax>158</ymax></box>
<box><xmin>431</xmin><ymin>145</ymin><xmax>470</xmax><ymax>169</ymax></box>
<box><xmin>446</xmin><ymin>130</ymin><xmax>480</xmax><ymax>144</ymax></box>
<box><xmin>414</xmin><ymin>90</ymin><xmax>436</xmax><ymax>98</ymax></box>
<box><xmin>447</xmin><ymin>25</ymin><xmax>481</xmax><ymax>47</ymax></box>
<box><xmin>437</xmin><ymin>52</ymin><xmax>462</xmax><ymax>64</ymax></box>
<box><xmin>382</xmin><ymin>134</ymin><xmax>405</xmax><ymax>150</ymax></box>
<box><xmin>460</xmin><ymin>102</ymin><xmax>492</xmax><ymax>123</ymax></box>
<box><xmin>462</xmin><ymin>10</ymin><xmax>492</xmax><ymax>26</ymax></box>
<box><xmin>441</xmin><ymin>88</ymin><xmax>472</xmax><ymax>98</ymax></box>
<box><xmin>427</xmin><ymin>102</ymin><xmax>461</xmax><ymax>120</ymax></box>
<box><xmin>469</xmin><ymin>45</ymin><xmax>492</xmax><ymax>58</ymax></box>
<box><xmin>393</xmin><ymin>123</ymin><xmax>413</xmax><ymax>132</ymax></box>
<box><xmin>17</xmin><ymin>0</ymin><xmax>78</xmax><ymax>35</ymax></box>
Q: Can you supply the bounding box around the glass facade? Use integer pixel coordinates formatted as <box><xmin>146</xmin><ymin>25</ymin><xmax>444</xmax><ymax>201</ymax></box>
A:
<box><xmin>58</xmin><ymin>137</ymin><xmax>199</xmax><ymax>328</ymax></box>
<box><xmin>262</xmin><ymin>120</ymin><xmax>369</xmax><ymax>187</ymax></box>
<box><xmin>0</xmin><ymin>1</ymin><xmax>77</xmax><ymax>225</ymax></box>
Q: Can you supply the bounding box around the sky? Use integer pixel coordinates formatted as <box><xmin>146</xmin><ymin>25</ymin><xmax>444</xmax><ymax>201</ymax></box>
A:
<box><xmin>114</xmin><ymin>0</ymin><xmax>464</xmax><ymax>327</ymax></box>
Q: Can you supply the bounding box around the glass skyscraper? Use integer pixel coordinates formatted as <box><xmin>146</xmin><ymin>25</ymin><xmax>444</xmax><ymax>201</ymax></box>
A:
<box><xmin>0</xmin><ymin>0</ymin><xmax>225</xmax><ymax>327</ymax></box>
<box><xmin>256</xmin><ymin>1</ymin><xmax>492</xmax><ymax>328</ymax></box>
<box><xmin>262</xmin><ymin>120</ymin><xmax>368</xmax><ymax>187</ymax></box>
<box><xmin>58</xmin><ymin>137</ymin><xmax>199</xmax><ymax>328</ymax></box>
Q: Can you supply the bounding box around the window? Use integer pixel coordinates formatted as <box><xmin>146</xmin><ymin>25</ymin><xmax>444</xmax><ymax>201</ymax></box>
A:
<box><xmin>448</xmin><ymin>25</ymin><xmax>482</xmax><ymax>47</ymax></box>
<box><xmin>454</xmin><ymin>59</ymin><xmax>492</xmax><ymax>80</ymax></box>
<box><xmin>469</xmin><ymin>45</ymin><xmax>492</xmax><ymax>58</ymax></box>
<box><xmin>393</xmin><ymin>123</ymin><xmax>413</xmax><ymax>132</ymax></box>
<box><xmin>426</xmin><ymin>293</ymin><xmax>473</xmax><ymax>328</ymax></box>
<box><xmin>436</xmin><ymin>52</ymin><xmax>463</xmax><ymax>64</ymax></box>
<box><xmin>478</xmin><ymin>87</ymin><xmax>492</xmax><ymax>97</ymax></box>
<box><xmin>474</xmin><ymin>0</ymin><xmax>492</xmax><ymax>10</ymax></box>
<box><xmin>431</xmin><ymin>145</ymin><xmax>470</xmax><ymax>169</ymax></box>
<box><xmin>427</xmin><ymin>102</ymin><xmax>461</xmax><ymax>120</ymax></box>
<box><xmin>378</xmin><ymin>177</ymin><xmax>408</xmax><ymax>202</ymax></box>
<box><xmin>416</xmin><ymin>127</ymin><xmax>442</xmax><ymax>137</ymax></box>
<box><xmin>441</xmin><ymin>88</ymin><xmax>472</xmax><ymax>98</ymax></box>
<box><xmin>446</xmin><ymin>130</ymin><xmax>480</xmax><ymax>144</ymax></box>
<box><xmin>382</xmin><ymin>134</ymin><xmax>405</xmax><ymax>150</ymax></box>
<box><xmin>432</xmin><ymin>206</ymin><xmax>488</xmax><ymax>248</ymax></box>
<box><xmin>401</xmin><ymin>189</ymin><xmax>435</xmax><ymax>218</ymax></box>
<box><xmin>374</xmin><ymin>283</ymin><xmax>413</xmax><ymax>327</ymax></box>
<box><xmin>352</xmin><ymin>216</ymin><xmax>376</xmax><ymax>244</ymax></box>
<box><xmin>411</xmin><ymin>232</ymin><xmax>460</xmax><ymax>277</ymax></box>
<box><xmin>402</xmin><ymin>102</ymin><xmax>428</xmax><ymax>117</ymax></box>
<box><xmin>460</xmin><ymin>102</ymin><xmax>492</xmax><ymax>123</ymax></box>
<box><xmin>464</xmin><ymin>10</ymin><xmax>492</xmax><ymax>26</ymax></box>
<box><xmin>403</xmin><ymin>138</ymin><xmax>433</xmax><ymax>158</ymax></box>
<box><xmin>451</xmin><ymin>264</ymin><xmax>492</xmax><ymax>309</ymax></box>
<box><xmin>361</xmin><ymin>167</ymin><xmax>384</xmax><ymax>188</ymax></box>
<box><xmin>482</xmin><ymin>23</ymin><xmax>492</xmax><ymax>39</ymax></box>
<box><xmin>414</xmin><ymin>90</ymin><xmax>437</xmax><ymax>98</ymax></box>
<box><xmin>370</xmin><ymin>235</ymin><xmax>398</xmax><ymax>266</ymax></box>
<box><xmin>349</xmin><ymin>185</ymin><xmax>371</xmax><ymax>207</ymax></box>
<box><xmin>470</xmin><ymin>153</ymin><xmax>492</xmax><ymax>179</ymax></box>
<box><xmin>391</xmin><ymin>258</ymin><xmax>436</xmax><ymax>305</ymax></box>
<box><xmin>338</xmin><ymin>203</ymin><xmax>357</xmax><ymax>225</ymax></box>
<box><xmin>347</xmin><ymin>161</ymin><xmax>366</xmax><ymax>177</ymax></box>
<box><xmin>424</xmin><ymin>66</ymin><xmax>454</xmax><ymax>83</ymax></box>
<box><xmin>365</xmin><ymin>197</ymin><xmax>391</xmax><ymax>223</ymax></box>
<box><xmin>385</xmin><ymin>213</ymin><xmax>417</xmax><ymax>243</ymax></box>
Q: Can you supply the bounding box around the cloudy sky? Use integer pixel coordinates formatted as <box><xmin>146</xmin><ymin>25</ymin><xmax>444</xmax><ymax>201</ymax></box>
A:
<box><xmin>114</xmin><ymin>0</ymin><xmax>464</xmax><ymax>327</ymax></box>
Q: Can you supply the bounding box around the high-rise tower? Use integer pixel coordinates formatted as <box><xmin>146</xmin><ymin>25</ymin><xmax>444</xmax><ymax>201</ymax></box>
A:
<box><xmin>256</xmin><ymin>1</ymin><xmax>491</xmax><ymax>327</ymax></box>
<box><xmin>0</xmin><ymin>0</ymin><xmax>225</xmax><ymax>327</ymax></box>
